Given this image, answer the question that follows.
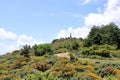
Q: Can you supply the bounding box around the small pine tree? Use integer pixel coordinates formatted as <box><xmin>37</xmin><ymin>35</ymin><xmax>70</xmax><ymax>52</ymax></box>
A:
<box><xmin>20</xmin><ymin>45</ymin><xmax>30</xmax><ymax>57</ymax></box>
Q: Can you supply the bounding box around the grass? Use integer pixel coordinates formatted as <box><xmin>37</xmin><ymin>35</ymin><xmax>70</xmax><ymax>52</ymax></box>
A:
<box><xmin>1</xmin><ymin>38</ymin><xmax>120</xmax><ymax>79</ymax></box>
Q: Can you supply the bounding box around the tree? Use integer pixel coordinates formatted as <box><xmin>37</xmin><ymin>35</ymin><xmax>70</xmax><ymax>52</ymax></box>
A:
<box><xmin>92</xmin><ymin>33</ymin><xmax>102</xmax><ymax>45</ymax></box>
<box><xmin>88</xmin><ymin>25</ymin><xmax>101</xmax><ymax>39</ymax></box>
<box><xmin>20</xmin><ymin>45</ymin><xmax>30</xmax><ymax>57</ymax></box>
<box><xmin>84</xmin><ymin>22</ymin><xmax>120</xmax><ymax>49</ymax></box>
<box><xmin>101</xmin><ymin>22</ymin><xmax>120</xmax><ymax>49</ymax></box>
<box><xmin>84</xmin><ymin>26</ymin><xmax>101</xmax><ymax>47</ymax></box>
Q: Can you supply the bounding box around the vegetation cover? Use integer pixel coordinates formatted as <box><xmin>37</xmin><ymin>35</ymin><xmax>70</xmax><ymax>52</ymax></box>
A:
<box><xmin>1</xmin><ymin>23</ymin><xmax>120</xmax><ymax>80</ymax></box>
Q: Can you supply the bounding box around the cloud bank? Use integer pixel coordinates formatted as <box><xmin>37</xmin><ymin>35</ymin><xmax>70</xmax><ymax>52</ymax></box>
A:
<box><xmin>0</xmin><ymin>28</ymin><xmax>43</xmax><ymax>55</ymax></box>
<box><xmin>0</xmin><ymin>28</ymin><xmax>17</xmax><ymax>40</ymax></box>
<box><xmin>85</xmin><ymin>0</ymin><xmax>120</xmax><ymax>27</ymax></box>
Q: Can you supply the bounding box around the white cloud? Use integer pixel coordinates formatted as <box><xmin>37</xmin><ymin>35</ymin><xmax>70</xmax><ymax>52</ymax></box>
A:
<box><xmin>16</xmin><ymin>35</ymin><xmax>42</xmax><ymax>48</ymax></box>
<box><xmin>57</xmin><ymin>27</ymin><xmax>90</xmax><ymax>39</ymax></box>
<box><xmin>0</xmin><ymin>41</ymin><xmax>17</xmax><ymax>55</ymax></box>
<box><xmin>81</xmin><ymin>0</ymin><xmax>98</xmax><ymax>5</ymax></box>
<box><xmin>81</xmin><ymin>0</ymin><xmax>91</xmax><ymax>5</ymax></box>
<box><xmin>85</xmin><ymin>13</ymin><xmax>112</xmax><ymax>27</ymax></box>
<box><xmin>0</xmin><ymin>28</ymin><xmax>43</xmax><ymax>55</ymax></box>
<box><xmin>0</xmin><ymin>28</ymin><xmax>17</xmax><ymax>40</ymax></box>
<box><xmin>85</xmin><ymin>0</ymin><xmax>120</xmax><ymax>27</ymax></box>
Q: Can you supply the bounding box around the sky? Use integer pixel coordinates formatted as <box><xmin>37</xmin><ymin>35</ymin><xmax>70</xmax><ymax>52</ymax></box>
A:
<box><xmin>0</xmin><ymin>0</ymin><xmax>120</xmax><ymax>55</ymax></box>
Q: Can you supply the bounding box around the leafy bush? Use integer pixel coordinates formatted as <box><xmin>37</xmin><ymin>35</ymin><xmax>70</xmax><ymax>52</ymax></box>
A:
<box><xmin>12</xmin><ymin>57</ymin><xmax>28</xmax><ymax>69</ymax></box>
<box><xmin>106</xmin><ymin>76</ymin><xmax>119</xmax><ymax>80</ymax></box>
<box><xmin>95</xmin><ymin>49</ymin><xmax>110</xmax><ymax>57</ymax></box>
<box><xmin>0</xmin><ymin>74</ymin><xmax>12</xmax><ymax>80</ymax></box>
<box><xmin>35</xmin><ymin>44</ymin><xmax>51</xmax><ymax>56</ymax></box>
<box><xmin>111</xmin><ymin>50</ymin><xmax>120</xmax><ymax>58</ymax></box>
<box><xmin>97</xmin><ymin>62</ymin><xmax>120</xmax><ymax>78</ymax></box>
<box><xmin>24</xmin><ymin>71</ymin><xmax>58</xmax><ymax>80</ymax></box>
<box><xmin>98</xmin><ymin>66</ymin><xmax>115</xmax><ymax>77</ymax></box>
<box><xmin>79</xmin><ymin>44</ymin><xmax>116</xmax><ymax>58</ymax></box>
<box><xmin>76</xmin><ymin>73</ymin><xmax>102</xmax><ymax>80</ymax></box>
<box><xmin>34</xmin><ymin>62</ymin><xmax>51</xmax><ymax>72</ymax></box>
<box><xmin>69</xmin><ymin>53</ymin><xmax>78</xmax><ymax>62</ymax></box>
<box><xmin>99</xmin><ymin>62</ymin><xmax>120</xmax><ymax>69</ymax></box>
<box><xmin>0</xmin><ymin>70</ymin><xmax>9</xmax><ymax>75</ymax></box>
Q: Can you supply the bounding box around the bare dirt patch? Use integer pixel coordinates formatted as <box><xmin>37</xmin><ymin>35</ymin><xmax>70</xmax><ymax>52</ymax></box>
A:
<box><xmin>55</xmin><ymin>52</ymin><xmax>70</xmax><ymax>59</ymax></box>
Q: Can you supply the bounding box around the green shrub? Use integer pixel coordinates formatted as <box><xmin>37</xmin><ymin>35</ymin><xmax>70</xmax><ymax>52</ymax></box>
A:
<box><xmin>106</xmin><ymin>76</ymin><xmax>119</xmax><ymax>80</ymax></box>
<box><xmin>95</xmin><ymin>49</ymin><xmax>110</xmax><ymax>57</ymax></box>
<box><xmin>25</xmin><ymin>71</ymin><xmax>58</xmax><ymax>80</ymax></box>
<box><xmin>111</xmin><ymin>50</ymin><xmax>120</xmax><ymax>58</ymax></box>
<box><xmin>99</xmin><ymin>62</ymin><xmax>120</xmax><ymax>69</ymax></box>
<box><xmin>35</xmin><ymin>44</ymin><xmax>51</xmax><ymax>56</ymax></box>
<box><xmin>97</xmin><ymin>66</ymin><xmax>115</xmax><ymax>77</ymax></box>
<box><xmin>12</xmin><ymin>57</ymin><xmax>29</xmax><ymax>69</ymax></box>
<box><xmin>0</xmin><ymin>70</ymin><xmax>9</xmax><ymax>75</ymax></box>
<box><xmin>69</xmin><ymin>53</ymin><xmax>78</xmax><ymax>62</ymax></box>
<box><xmin>4</xmin><ymin>77</ymin><xmax>11</xmax><ymax>80</ymax></box>
<box><xmin>80</xmin><ymin>47</ymin><xmax>90</xmax><ymax>56</ymax></box>
<box><xmin>79</xmin><ymin>44</ymin><xmax>116</xmax><ymax>57</ymax></box>
<box><xmin>20</xmin><ymin>72</ymin><xmax>28</xmax><ymax>78</ymax></box>
<box><xmin>34</xmin><ymin>62</ymin><xmax>51</xmax><ymax>72</ymax></box>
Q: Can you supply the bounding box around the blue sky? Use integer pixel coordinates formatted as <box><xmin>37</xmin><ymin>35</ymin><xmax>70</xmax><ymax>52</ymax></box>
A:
<box><xmin>0</xmin><ymin>0</ymin><xmax>120</xmax><ymax>54</ymax></box>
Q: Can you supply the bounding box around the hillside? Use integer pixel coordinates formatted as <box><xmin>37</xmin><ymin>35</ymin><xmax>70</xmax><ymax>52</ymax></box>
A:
<box><xmin>1</xmin><ymin>23</ymin><xmax>120</xmax><ymax>80</ymax></box>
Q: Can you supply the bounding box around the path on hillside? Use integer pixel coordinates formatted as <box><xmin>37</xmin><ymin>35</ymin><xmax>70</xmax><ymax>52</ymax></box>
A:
<box><xmin>55</xmin><ymin>52</ymin><xmax>70</xmax><ymax>59</ymax></box>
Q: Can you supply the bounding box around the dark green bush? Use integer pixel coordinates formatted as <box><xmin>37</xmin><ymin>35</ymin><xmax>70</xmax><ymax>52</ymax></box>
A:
<box><xmin>4</xmin><ymin>78</ymin><xmax>11</xmax><ymax>80</ymax></box>
<box><xmin>20</xmin><ymin>45</ymin><xmax>30</xmax><ymax>57</ymax></box>
<box><xmin>35</xmin><ymin>44</ymin><xmax>51</xmax><ymax>56</ymax></box>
